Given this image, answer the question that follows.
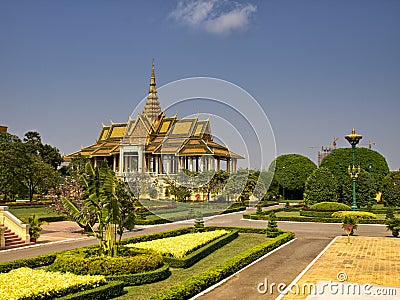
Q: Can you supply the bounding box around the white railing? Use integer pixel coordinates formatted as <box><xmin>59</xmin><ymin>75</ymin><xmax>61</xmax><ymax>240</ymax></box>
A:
<box><xmin>0</xmin><ymin>206</ymin><xmax>30</xmax><ymax>246</ymax></box>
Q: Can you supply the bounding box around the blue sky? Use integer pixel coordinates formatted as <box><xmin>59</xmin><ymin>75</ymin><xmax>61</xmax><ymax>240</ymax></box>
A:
<box><xmin>1</xmin><ymin>0</ymin><xmax>399</xmax><ymax>170</ymax></box>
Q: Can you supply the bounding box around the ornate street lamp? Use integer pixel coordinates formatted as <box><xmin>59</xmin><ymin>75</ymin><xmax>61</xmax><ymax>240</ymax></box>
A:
<box><xmin>345</xmin><ymin>128</ymin><xmax>363</xmax><ymax>211</ymax></box>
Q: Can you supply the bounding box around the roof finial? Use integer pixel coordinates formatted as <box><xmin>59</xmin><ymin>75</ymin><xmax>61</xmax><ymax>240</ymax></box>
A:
<box><xmin>143</xmin><ymin>59</ymin><xmax>162</xmax><ymax>121</ymax></box>
<box><xmin>352</xmin><ymin>128</ymin><xmax>355</xmax><ymax>134</ymax></box>
<box><xmin>149</xmin><ymin>58</ymin><xmax>156</xmax><ymax>93</ymax></box>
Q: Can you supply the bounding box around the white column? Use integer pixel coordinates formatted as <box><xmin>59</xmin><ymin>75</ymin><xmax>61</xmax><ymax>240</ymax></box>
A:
<box><xmin>155</xmin><ymin>156</ymin><xmax>159</xmax><ymax>174</ymax></box>
<box><xmin>189</xmin><ymin>157</ymin><xmax>194</xmax><ymax>171</ymax></box>
<box><xmin>166</xmin><ymin>155</ymin><xmax>171</xmax><ymax>174</ymax></box>
<box><xmin>113</xmin><ymin>155</ymin><xmax>117</xmax><ymax>172</ymax></box>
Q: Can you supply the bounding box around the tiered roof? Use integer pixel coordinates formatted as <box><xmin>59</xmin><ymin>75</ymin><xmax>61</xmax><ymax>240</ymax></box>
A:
<box><xmin>67</xmin><ymin>122</ymin><xmax>126</xmax><ymax>158</ymax></box>
<box><xmin>66</xmin><ymin>61</ymin><xmax>243</xmax><ymax>160</ymax></box>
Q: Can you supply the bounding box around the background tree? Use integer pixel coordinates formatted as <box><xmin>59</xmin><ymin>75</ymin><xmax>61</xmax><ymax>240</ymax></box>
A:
<box><xmin>210</xmin><ymin>170</ymin><xmax>229</xmax><ymax>199</ymax></box>
<box><xmin>20</xmin><ymin>154</ymin><xmax>58</xmax><ymax>201</ymax></box>
<box><xmin>224</xmin><ymin>169</ymin><xmax>251</xmax><ymax>203</ymax></box>
<box><xmin>125</xmin><ymin>172</ymin><xmax>155</xmax><ymax>199</ymax></box>
<box><xmin>49</xmin><ymin>172</ymin><xmax>96</xmax><ymax>231</ymax></box>
<box><xmin>320</xmin><ymin>148</ymin><xmax>389</xmax><ymax>202</ymax></box>
<box><xmin>23</xmin><ymin>131</ymin><xmax>62</xmax><ymax>169</ymax></box>
<box><xmin>341</xmin><ymin>170</ymin><xmax>377</xmax><ymax>207</ymax></box>
<box><xmin>252</xmin><ymin>170</ymin><xmax>271</xmax><ymax>201</ymax></box>
<box><xmin>1</xmin><ymin>131</ymin><xmax>59</xmax><ymax>201</ymax></box>
<box><xmin>303</xmin><ymin>167</ymin><xmax>338</xmax><ymax>206</ymax></box>
<box><xmin>0</xmin><ymin>134</ymin><xmax>25</xmax><ymax>200</ymax></box>
<box><xmin>268</xmin><ymin>154</ymin><xmax>317</xmax><ymax>199</ymax></box>
<box><xmin>381</xmin><ymin>171</ymin><xmax>400</xmax><ymax>207</ymax></box>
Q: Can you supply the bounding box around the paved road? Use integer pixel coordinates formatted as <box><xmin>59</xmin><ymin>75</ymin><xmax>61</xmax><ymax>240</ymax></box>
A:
<box><xmin>0</xmin><ymin>207</ymin><xmax>388</xmax><ymax>300</ymax></box>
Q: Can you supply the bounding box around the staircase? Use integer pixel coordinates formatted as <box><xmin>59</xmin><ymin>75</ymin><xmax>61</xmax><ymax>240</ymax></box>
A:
<box><xmin>1</xmin><ymin>227</ymin><xmax>33</xmax><ymax>250</ymax></box>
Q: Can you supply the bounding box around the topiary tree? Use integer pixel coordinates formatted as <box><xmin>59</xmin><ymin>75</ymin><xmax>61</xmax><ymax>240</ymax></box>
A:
<box><xmin>194</xmin><ymin>216</ymin><xmax>205</xmax><ymax>232</ymax></box>
<box><xmin>385</xmin><ymin>218</ymin><xmax>400</xmax><ymax>237</ymax></box>
<box><xmin>381</xmin><ymin>171</ymin><xmax>400</xmax><ymax>208</ymax></box>
<box><xmin>320</xmin><ymin>148</ymin><xmax>389</xmax><ymax>203</ymax></box>
<box><xmin>268</xmin><ymin>154</ymin><xmax>317</xmax><ymax>200</ymax></box>
<box><xmin>266</xmin><ymin>211</ymin><xmax>279</xmax><ymax>237</ymax></box>
<box><xmin>303</xmin><ymin>167</ymin><xmax>338</xmax><ymax>206</ymax></box>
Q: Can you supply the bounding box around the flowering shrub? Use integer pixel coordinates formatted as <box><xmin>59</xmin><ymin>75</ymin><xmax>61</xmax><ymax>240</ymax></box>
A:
<box><xmin>126</xmin><ymin>230</ymin><xmax>229</xmax><ymax>258</ymax></box>
<box><xmin>52</xmin><ymin>250</ymin><xmax>163</xmax><ymax>275</ymax></box>
<box><xmin>0</xmin><ymin>267</ymin><xmax>105</xmax><ymax>300</ymax></box>
<box><xmin>332</xmin><ymin>211</ymin><xmax>377</xmax><ymax>219</ymax></box>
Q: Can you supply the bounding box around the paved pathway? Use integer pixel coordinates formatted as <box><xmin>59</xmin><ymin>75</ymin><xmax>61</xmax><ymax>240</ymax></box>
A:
<box><xmin>281</xmin><ymin>236</ymin><xmax>400</xmax><ymax>300</ymax></box>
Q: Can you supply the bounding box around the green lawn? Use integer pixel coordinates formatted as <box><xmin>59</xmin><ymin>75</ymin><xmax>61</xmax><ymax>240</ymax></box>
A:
<box><xmin>115</xmin><ymin>233</ymin><xmax>269</xmax><ymax>299</ymax></box>
<box><xmin>8</xmin><ymin>205</ymin><xmax>65</xmax><ymax>221</ymax></box>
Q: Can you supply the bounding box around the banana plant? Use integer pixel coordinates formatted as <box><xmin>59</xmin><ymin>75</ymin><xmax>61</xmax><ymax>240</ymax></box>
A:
<box><xmin>62</xmin><ymin>161</ymin><xmax>129</xmax><ymax>256</ymax></box>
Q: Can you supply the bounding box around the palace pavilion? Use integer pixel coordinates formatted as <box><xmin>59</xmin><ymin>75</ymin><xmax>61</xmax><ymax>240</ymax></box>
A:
<box><xmin>67</xmin><ymin>62</ymin><xmax>244</xmax><ymax>183</ymax></box>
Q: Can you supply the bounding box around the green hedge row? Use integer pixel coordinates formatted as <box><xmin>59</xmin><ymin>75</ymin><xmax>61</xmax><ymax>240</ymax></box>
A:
<box><xmin>163</xmin><ymin>230</ymin><xmax>239</xmax><ymax>268</ymax></box>
<box><xmin>300</xmin><ymin>210</ymin><xmax>335</xmax><ymax>218</ymax></box>
<box><xmin>58</xmin><ymin>281</ymin><xmax>125</xmax><ymax>300</ymax></box>
<box><xmin>0</xmin><ymin>254</ymin><xmax>56</xmax><ymax>273</ymax></box>
<box><xmin>39</xmin><ymin>216</ymin><xmax>68</xmax><ymax>222</ymax></box>
<box><xmin>149</xmin><ymin>232</ymin><xmax>295</xmax><ymax>300</ymax></box>
<box><xmin>221</xmin><ymin>206</ymin><xmax>246</xmax><ymax>214</ymax></box>
<box><xmin>106</xmin><ymin>263</ymin><xmax>170</xmax><ymax>286</ymax></box>
<box><xmin>259</xmin><ymin>201</ymin><xmax>280</xmax><ymax>207</ymax></box>
<box><xmin>205</xmin><ymin>226</ymin><xmax>267</xmax><ymax>234</ymax></box>
<box><xmin>243</xmin><ymin>213</ymin><xmax>386</xmax><ymax>224</ymax></box>
<box><xmin>135</xmin><ymin>217</ymin><xmax>171</xmax><ymax>225</ymax></box>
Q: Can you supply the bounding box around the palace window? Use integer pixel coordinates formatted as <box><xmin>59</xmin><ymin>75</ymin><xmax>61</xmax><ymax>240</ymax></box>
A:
<box><xmin>123</xmin><ymin>152</ymin><xmax>138</xmax><ymax>172</ymax></box>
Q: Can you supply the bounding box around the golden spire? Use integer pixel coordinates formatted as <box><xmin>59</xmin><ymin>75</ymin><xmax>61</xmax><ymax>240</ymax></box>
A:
<box><xmin>143</xmin><ymin>59</ymin><xmax>161</xmax><ymax>121</ymax></box>
<box><xmin>149</xmin><ymin>58</ymin><xmax>156</xmax><ymax>93</ymax></box>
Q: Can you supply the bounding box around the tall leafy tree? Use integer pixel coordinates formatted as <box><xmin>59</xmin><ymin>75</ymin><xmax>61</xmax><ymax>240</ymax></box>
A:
<box><xmin>381</xmin><ymin>171</ymin><xmax>400</xmax><ymax>207</ymax></box>
<box><xmin>0</xmin><ymin>130</ymin><xmax>60</xmax><ymax>201</ymax></box>
<box><xmin>23</xmin><ymin>131</ymin><xmax>62</xmax><ymax>169</ymax></box>
<box><xmin>269</xmin><ymin>154</ymin><xmax>317</xmax><ymax>199</ymax></box>
<box><xmin>21</xmin><ymin>154</ymin><xmax>58</xmax><ymax>201</ymax></box>
<box><xmin>303</xmin><ymin>167</ymin><xmax>338</xmax><ymax>206</ymax></box>
<box><xmin>320</xmin><ymin>148</ymin><xmax>389</xmax><ymax>202</ymax></box>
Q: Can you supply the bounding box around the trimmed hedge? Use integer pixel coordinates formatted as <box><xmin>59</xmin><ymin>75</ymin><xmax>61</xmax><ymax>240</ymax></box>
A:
<box><xmin>149</xmin><ymin>232</ymin><xmax>295</xmax><ymax>300</ymax></box>
<box><xmin>163</xmin><ymin>230</ymin><xmax>239</xmax><ymax>268</ymax></box>
<box><xmin>106</xmin><ymin>263</ymin><xmax>170</xmax><ymax>286</ymax></box>
<box><xmin>243</xmin><ymin>213</ymin><xmax>386</xmax><ymax>224</ymax></box>
<box><xmin>58</xmin><ymin>280</ymin><xmax>125</xmax><ymax>300</ymax></box>
<box><xmin>39</xmin><ymin>215</ymin><xmax>68</xmax><ymax>222</ymax></box>
<box><xmin>300</xmin><ymin>210</ymin><xmax>336</xmax><ymax>218</ymax></box>
<box><xmin>51</xmin><ymin>250</ymin><xmax>163</xmax><ymax>275</ymax></box>
<box><xmin>309</xmin><ymin>202</ymin><xmax>351</xmax><ymax>211</ymax></box>
<box><xmin>206</xmin><ymin>226</ymin><xmax>267</xmax><ymax>234</ymax></box>
<box><xmin>221</xmin><ymin>206</ymin><xmax>246</xmax><ymax>214</ymax></box>
<box><xmin>259</xmin><ymin>201</ymin><xmax>280</xmax><ymax>207</ymax></box>
<box><xmin>0</xmin><ymin>254</ymin><xmax>56</xmax><ymax>273</ymax></box>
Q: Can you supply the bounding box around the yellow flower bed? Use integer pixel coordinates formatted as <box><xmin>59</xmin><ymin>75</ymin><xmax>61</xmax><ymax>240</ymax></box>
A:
<box><xmin>0</xmin><ymin>267</ymin><xmax>106</xmax><ymax>300</ymax></box>
<box><xmin>127</xmin><ymin>230</ymin><xmax>229</xmax><ymax>258</ymax></box>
